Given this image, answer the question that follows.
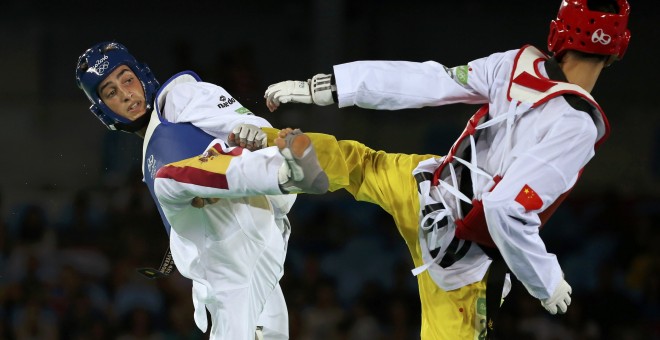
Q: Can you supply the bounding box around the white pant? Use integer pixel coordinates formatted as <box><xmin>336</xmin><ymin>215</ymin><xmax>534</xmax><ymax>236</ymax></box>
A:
<box><xmin>205</xmin><ymin>283</ymin><xmax>289</xmax><ymax>339</ymax></box>
<box><xmin>258</xmin><ymin>284</ymin><xmax>289</xmax><ymax>339</ymax></box>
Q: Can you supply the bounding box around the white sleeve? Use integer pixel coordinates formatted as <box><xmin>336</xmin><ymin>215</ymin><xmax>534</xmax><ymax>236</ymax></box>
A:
<box><xmin>482</xmin><ymin>111</ymin><xmax>598</xmax><ymax>299</ymax></box>
<box><xmin>154</xmin><ymin>139</ymin><xmax>285</xmax><ymax>209</ymax></box>
<box><xmin>163</xmin><ymin>82</ymin><xmax>272</xmax><ymax>140</ymax></box>
<box><xmin>332</xmin><ymin>50</ymin><xmax>516</xmax><ymax>110</ymax></box>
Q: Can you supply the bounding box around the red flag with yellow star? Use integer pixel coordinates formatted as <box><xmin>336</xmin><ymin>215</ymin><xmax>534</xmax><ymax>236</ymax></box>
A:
<box><xmin>515</xmin><ymin>184</ymin><xmax>543</xmax><ymax>211</ymax></box>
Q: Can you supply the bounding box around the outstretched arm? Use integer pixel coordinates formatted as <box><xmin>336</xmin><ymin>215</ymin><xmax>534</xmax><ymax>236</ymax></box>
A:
<box><xmin>154</xmin><ymin>141</ymin><xmax>285</xmax><ymax>211</ymax></box>
<box><xmin>264</xmin><ymin>59</ymin><xmax>495</xmax><ymax>112</ymax></box>
<box><xmin>156</xmin><ymin>128</ymin><xmax>330</xmax><ymax>212</ymax></box>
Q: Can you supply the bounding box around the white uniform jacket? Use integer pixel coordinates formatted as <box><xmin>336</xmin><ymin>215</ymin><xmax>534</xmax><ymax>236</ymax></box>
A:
<box><xmin>333</xmin><ymin>45</ymin><xmax>609</xmax><ymax>300</ymax></box>
<box><xmin>143</xmin><ymin>71</ymin><xmax>294</xmax><ymax>339</ymax></box>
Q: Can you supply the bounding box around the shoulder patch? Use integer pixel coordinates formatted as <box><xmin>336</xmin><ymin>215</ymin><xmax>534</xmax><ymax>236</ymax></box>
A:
<box><xmin>447</xmin><ymin>65</ymin><xmax>470</xmax><ymax>86</ymax></box>
<box><xmin>235</xmin><ymin>107</ymin><xmax>253</xmax><ymax>115</ymax></box>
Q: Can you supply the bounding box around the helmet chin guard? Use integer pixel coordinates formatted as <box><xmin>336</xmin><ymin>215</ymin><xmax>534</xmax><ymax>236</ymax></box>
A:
<box><xmin>548</xmin><ymin>0</ymin><xmax>631</xmax><ymax>60</ymax></box>
<box><xmin>76</xmin><ymin>42</ymin><xmax>160</xmax><ymax>131</ymax></box>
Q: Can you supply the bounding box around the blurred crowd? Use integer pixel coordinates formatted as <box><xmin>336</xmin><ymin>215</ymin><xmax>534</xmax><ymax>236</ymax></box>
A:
<box><xmin>0</xmin><ymin>160</ymin><xmax>657</xmax><ymax>340</ymax></box>
<box><xmin>1</xmin><ymin>0</ymin><xmax>658</xmax><ymax>338</ymax></box>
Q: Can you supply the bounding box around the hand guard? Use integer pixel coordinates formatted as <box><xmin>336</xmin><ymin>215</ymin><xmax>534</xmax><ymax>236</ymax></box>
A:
<box><xmin>228</xmin><ymin>123</ymin><xmax>267</xmax><ymax>151</ymax></box>
<box><xmin>264</xmin><ymin>74</ymin><xmax>335</xmax><ymax>106</ymax></box>
<box><xmin>541</xmin><ymin>279</ymin><xmax>572</xmax><ymax>315</ymax></box>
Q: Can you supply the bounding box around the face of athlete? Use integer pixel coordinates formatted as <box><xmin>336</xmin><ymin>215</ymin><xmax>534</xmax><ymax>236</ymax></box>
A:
<box><xmin>97</xmin><ymin>65</ymin><xmax>147</xmax><ymax>121</ymax></box>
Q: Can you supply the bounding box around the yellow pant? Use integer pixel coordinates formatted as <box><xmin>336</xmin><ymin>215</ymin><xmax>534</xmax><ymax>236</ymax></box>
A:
<box><xmin>266</xmin><ymin>129</ymin><xmax>489</xmax><ymax>339</ymax></box>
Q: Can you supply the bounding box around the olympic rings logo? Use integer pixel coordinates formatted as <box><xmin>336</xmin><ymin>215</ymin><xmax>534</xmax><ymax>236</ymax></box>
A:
<box><xmin>591</xmin><ymin>29</ymin><xmax>611</xmax><ymax>45</ymax></box>
<box><xmin>96</xmin><ymin>61</ymin><xmax>110</xmax><ymax>75</ymax></box>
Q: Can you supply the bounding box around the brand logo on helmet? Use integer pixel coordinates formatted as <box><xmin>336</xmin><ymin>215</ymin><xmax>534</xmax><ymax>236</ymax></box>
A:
<box><xmin>93</xmin><ymin>55</ymin><xmax>110</xmax><ymax>75</ymax></box>
<box><xmin>591</xmin><ymin>29</ymin><xmax>611</xmax><ymax>45</ymax></box>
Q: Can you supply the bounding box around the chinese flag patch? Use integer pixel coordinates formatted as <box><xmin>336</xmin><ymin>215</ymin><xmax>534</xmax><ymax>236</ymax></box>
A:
<box><xmin>515</xmin><ymin>184</ymin><xmax>543</xmax><ymax>211</ymax></box>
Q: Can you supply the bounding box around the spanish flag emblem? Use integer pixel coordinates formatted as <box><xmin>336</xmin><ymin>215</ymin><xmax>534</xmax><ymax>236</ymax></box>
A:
<box><xmin>156</xmin><ymin>143</ymin><xmax>243</xmax><ymax>190</ymax></box>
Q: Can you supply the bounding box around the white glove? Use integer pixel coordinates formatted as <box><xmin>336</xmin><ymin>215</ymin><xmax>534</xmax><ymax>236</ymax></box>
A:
<box><xmin>541</xmin><ymin>279</ymin><xmax>572</xmax><ymax>315</ymax></box>
<box><xmin>264</xmin><ymin>74</ymin><xmax>335</xmax><ymax>107</ymax></box>
<box><xmin>228</xmin><ymin>123</ymin><xmax>267</xmax><ymax>151</ymax></box>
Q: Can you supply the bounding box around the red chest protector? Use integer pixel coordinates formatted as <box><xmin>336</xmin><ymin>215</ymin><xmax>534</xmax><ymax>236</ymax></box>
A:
<box><xmin>433</xmin><ymin>45</ymin><xmax>610</xmax><ymax>248</ymax></box>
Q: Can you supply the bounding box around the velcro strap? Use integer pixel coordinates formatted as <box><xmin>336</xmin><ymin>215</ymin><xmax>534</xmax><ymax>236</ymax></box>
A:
<box><xmin>512</xmin><ymin>71</ymin><xmax>557</xmax><ymax>93</ymax></box>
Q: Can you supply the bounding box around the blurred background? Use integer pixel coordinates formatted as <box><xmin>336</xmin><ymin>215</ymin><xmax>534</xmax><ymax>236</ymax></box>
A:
<box><xmin>0</xmin><ymin>0</ymin><xmax>658</xmax><ymax>339</ymax></box>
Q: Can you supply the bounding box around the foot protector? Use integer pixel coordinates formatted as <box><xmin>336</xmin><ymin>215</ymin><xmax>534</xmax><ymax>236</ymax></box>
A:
<box><xmin>278</xmin><ymin>129</ymin><xmax>329</xmax><ymax>194</ymax></box>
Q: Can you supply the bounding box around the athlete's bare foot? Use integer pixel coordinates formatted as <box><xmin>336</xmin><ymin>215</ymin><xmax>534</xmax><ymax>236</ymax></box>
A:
<box><xmin>275</xmin><ymin>128</ymin><xmax>328</xmax><ymax>194</ymax></box>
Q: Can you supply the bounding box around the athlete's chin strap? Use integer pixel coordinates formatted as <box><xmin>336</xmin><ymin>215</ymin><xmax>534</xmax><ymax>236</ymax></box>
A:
<box><xmin>113</xmin><ymin>110</ymin><xmax>152</xmax><ymax>133</ymax></box>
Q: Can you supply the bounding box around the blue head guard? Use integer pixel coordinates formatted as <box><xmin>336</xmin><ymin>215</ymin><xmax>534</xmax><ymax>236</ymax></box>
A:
<box><xmin>75</xmin><ymin>42</ymin><xmax>160</xmax><ymax>132</ymax></box>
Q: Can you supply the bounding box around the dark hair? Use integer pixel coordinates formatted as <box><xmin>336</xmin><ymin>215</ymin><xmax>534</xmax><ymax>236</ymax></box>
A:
<box><xmin>568</xmin><ymin>50</ymin><xmax>609</xmax><ymax>62</ymax></box>
<box><xmin>588</xmin><ymin>0</ymin><xmax>618</xmax><ymax>14</ymax></box>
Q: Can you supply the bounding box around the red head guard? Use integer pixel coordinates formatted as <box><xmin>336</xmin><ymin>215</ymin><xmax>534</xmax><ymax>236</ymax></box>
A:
<box><xmin>548</xmin><ymin>0</ymin><xmax>631</xmax><ymax>60</ymax></box>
